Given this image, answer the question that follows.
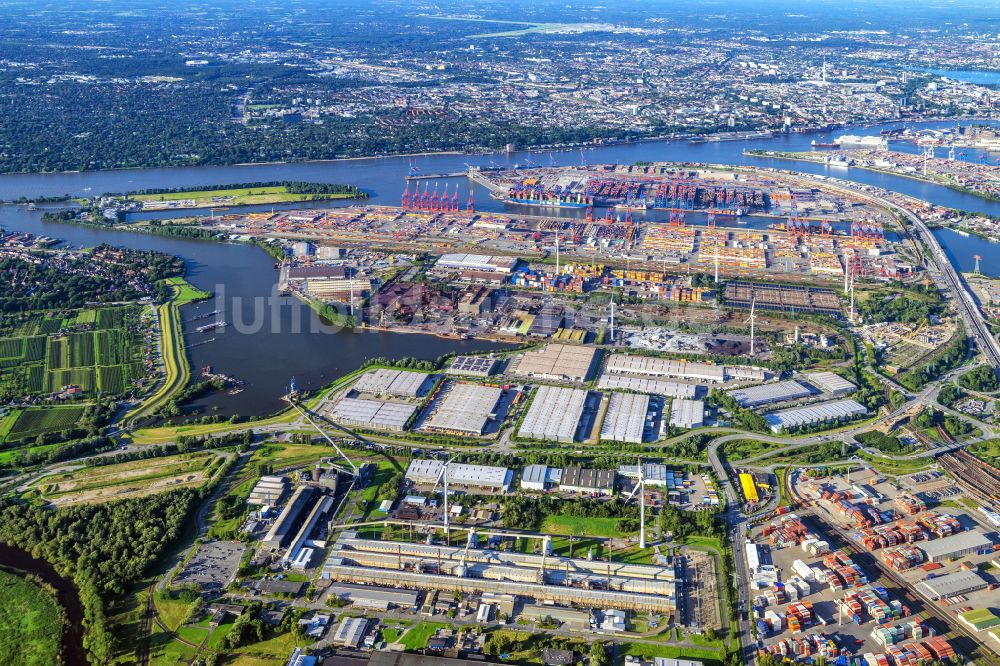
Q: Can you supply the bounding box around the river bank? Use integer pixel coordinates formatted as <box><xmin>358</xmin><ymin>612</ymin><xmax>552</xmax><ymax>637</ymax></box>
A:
<box><xmin>3</xmin><ymin>118</ymin><xmax>1000</xmax><ymax>418</ymax></box>
<box><xmin>745</xmin><ymin>149</ymin><xmax>1000</xmax><ymax>204</ymax></box>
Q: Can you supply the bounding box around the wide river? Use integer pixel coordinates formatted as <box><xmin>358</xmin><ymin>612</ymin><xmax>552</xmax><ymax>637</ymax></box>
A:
<box><xmin>2</xmin><ymin>120</ymin><xmax>1000</xmax><ymax>416</ymax></box>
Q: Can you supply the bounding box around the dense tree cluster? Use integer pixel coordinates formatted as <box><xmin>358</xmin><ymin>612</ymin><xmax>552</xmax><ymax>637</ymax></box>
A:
<box><xmin>855</xmin><ymin>431</ymin><xmax>910</xmax><ymax>454</ymax></box>
<box><xmin>897</xmin><ymin>330</ymin><xmax>969</xmax><ymax>391</ymax></box>
<box><xmin>860</xmin><ymin>284</ymin><xmax>942</xmax><ymax>325</ymax></box>
<box><xmin>0</xmin><ymin>489</ymin><xmax>200</xmax><ymax>662</ymax></box>
<box><xmin>658</xmin><ymin>504</ymin><xmax>724</xmax><ymax>540</ymax></box>
<box><xmin>708</xmin><ymin>389</ymin><xmax>769</xmax><ymax>433</ymax></box>
<box><xmin>501</xmin><ymin>495</ymin><xmax>640</xmax><ymax>531</ymax></box>
<box><xmin>959</xmin><ymin>365</ymin><xmax>1000</xmax><ymax>393</ymax></box>
<box><xmin>915</xmin><ymin>407</ymin><xmax>973</xmax><ymax>438</ymax></box>
<box><xmin>938</xmin><ymin>383</ymin><xmax>965</xmax><ymax>406</ymax></box>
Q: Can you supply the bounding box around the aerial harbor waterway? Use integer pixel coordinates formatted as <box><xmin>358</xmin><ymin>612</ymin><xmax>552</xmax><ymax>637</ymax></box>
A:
<box><xmin>3</xmin><ymin>119</ymin><xmax>1000</xmax><ymax>416</ymax></box>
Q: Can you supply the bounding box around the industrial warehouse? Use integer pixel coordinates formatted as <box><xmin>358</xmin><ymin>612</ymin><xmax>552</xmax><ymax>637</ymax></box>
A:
<box><xmin>434</xmin><ymin>253</ymin><xmax>519</xmax><ymax>274</ymax></box>
<box><xmin>404</xmin><ymin>459</ymin><xmax>513</xmax><ymax>493</ymax></box>
<box><xmin>320</xmin><ymin>530</ymin><xmax>678</xmax><ymax>613</ymax></box>
<box><xmin>328</xmin><ymin>397</ymin><xmax>417</xmax><ymax>431</ymax></box>
<box><xmin>509</xmin><ymin>344</ymin><xmax>599</xmax><ymax>383</ymax></box>
<box><xmin>446</xmin><ymin>355</ymin><xmax>498</xmax><ymax>378</ymax></box>
<box><xmin>353</xmin><ymin>368</ymin><xmax>431</xmax><ymax>398</ymax></box>
<box><xmin>422</xmin><ymin>382</ymin><xmax>504</xmax><ymax>436</ymax></box>
<box><xmin>764</xmin><ymin>398</ymin><xmax>868</xmax><ymax>433</ymax></box>
<box><xmin>597</xmin><ymin>373</ymin><xmax>700</xmax><ymax>398</ymax></box>
<box><xmin>805</xmin><ymin>371</ymin><xmax>857</xmax><ymax>396</ymax></box>
<box><xmin>518</xmin><ymin>385</ymin><xmax>590</xmax><ymax>442</ymax></box>
<box><xmin>603</xmin><ymin>353</ymin><xmax>767</xmax><ymax>386</ymax></box>
<box><xmin>729</xmin><ymin>380</ymin><xmax>813</xmax><ymax>408</ymax></box>
<box><xmin>669</xmin><ymin>399</ymin><xmax>705</xmax><ymax>429</ymax></box>
<box><xmin>599</xmin><ymin>392</ymin><xmax>651</xmax><ymax>444</ymax></box>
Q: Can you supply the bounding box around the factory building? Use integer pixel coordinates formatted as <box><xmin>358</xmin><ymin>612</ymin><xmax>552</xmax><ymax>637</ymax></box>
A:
<box><xmin>321</xmin><ymin>532</ymin><xmax>677</xmax><ymax>613</ymax></box>
<box><xmin>247</xmin><ymin>475</ymin><xmax>289</xmax><ymax>507</ymax></box>
<box><xmin>729</xmin><ymin>380</ymin><xmax>813</xmax><ymax>408</ymax></box>
<box><xmin>560</xmin><ymin>466</ymin><xmax>616</xmax><ymax>496</ymax></box>
<box><xmin>600</xmin><ymin>392</ymin><xmax>650</xmax><ymax>444</ymax></box>
<box><xmin>917</xmin><ymin>570</ymin><xmax>988</xmax><ymax>600</ymax></box>
<box><xmin>520</xmin><ymin>604</ymin><xmax>592</xmax><ymax>630</ymax></box>
<box><xmin>764</xmin><ymin>399</ymin><xmax>868</xmax><ymax>433</ymax></box>
<box><xmin>618</xmin><ymin>463</ymin><xmax>671</xmax><ymax>487</ymax></box>
<box><xmin>423</xmin><ymin>383</ymin><xmax>503</xmax><ymax>436</ymax></box>
<box><xmin>435</xmin><ymin>253</ymin><xmax>518</xmax><ymax>274</ymax></box>
<box><xmin>597</xmin><ymin>373</ymin><xmax>699</xmax><ymax>399</ymax></box>
<box><xmin>446</xmin><ymin>355</ymin><xmax>498</xmax><ymax>378</ymax></box>
<box><xmin>918</xmin><ymin>531</ymin><xmax>993</xmax><ymax>563</ymax></box>
<box><xmin>518</xmin><ymin>385</ymin><xmax>589</xmax><ymax>443</ymax></box>
<box><xmin>353</xmin><ymin>368</ymin><xmax>431</xmax><ymax>398</ymax></box>
<box><xmin>669</xmin><ymin>399</ymin><xmax>705</xmax><ymax>429</ymax></box>
<box><xmin>405</xmin><ymin>459</ymin><xmax>512</xmax><ymax>493</ymax></box>
<box><xmin>604</xmin><ymin>354</ymin><xmax>766</xmax><ymax>384</ymax></box>
<box><xmin>332</xmin><ymin>616</ymin><xmax>369</xmax><ymax>648</ymax></box>
<box><xmin>324</xmin><ymin>581</ymin><xmax>419</xmax><ymax>611</ymax></box>
<box><xmin>328</xmin><ymin>397</ymin><xmax>417</xmax><ymax>431</ymax></box>
<box><xmin>457</xmin><ymin>287</ymin><xmax>494</xmax><ymax>316</ymax></box>
<box><xmin>261</xmin><ymin>486</ymin><xmax>317</xmax><ymax>551</ymax></box>
<box><xmin>284</xmin><ymin>495</ymin><xmax>334</xmax><ymax>570</ymax></box>
<box><xmin>521</xmin><ymin>464</ymin><xmax>563</xmax><ymax>491</ymax></box>
<box><xmin>510</xmin><ymin>344</ymin><xmax>598</xmax><ymax>383</ymax></box>
<box><xmin>805</xmin><ymin>371</ymin><xmax>857</xmax><ymax>396</ymax></box>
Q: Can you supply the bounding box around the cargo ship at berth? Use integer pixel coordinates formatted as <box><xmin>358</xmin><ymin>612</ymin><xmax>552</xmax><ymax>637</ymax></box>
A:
<box><xmin>506</xmin><ymin>196</ymin><xmax>589</xmax><ymax>209</ymax></box>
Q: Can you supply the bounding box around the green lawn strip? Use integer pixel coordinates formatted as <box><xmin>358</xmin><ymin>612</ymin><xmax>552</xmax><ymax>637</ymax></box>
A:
<box><xmin>620</xmin><ymin>642</ymin><xmax>723</xmax><ymax>665</ymax></box>
<box><xmin>231</xmin><ymin>628</ymin><xmax>309</xmax><ymax>657</ymax></box>
<box><xmin>176</xmin><ymin>625</ymin><xmax>210</xmax><ymax>645</ymax></box>
<box><xmin>400</xmin><ymin>622</ymin><xmax>449</xmax><ymax>651</ymax></box>
<box><xmin>148</xmin><ymin>630</ymin><xmax>199</xmax><ymax>665</ymax></box>
<box><xmin>154</xmin><ymin>594</ymin><xmax>199</xmax><ymax>632</ymax></box>
<box><xmin>540</xmin><ymin>514</ymin><xmax>625</xmax><ymax>537</ymax></box>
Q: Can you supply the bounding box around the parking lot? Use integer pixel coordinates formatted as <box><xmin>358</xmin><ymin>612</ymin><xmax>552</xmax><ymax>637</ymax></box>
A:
<box><xmin>174</xmin><ymin>540</ymin><xmax>246</xmax><ymax>591</ymax></box>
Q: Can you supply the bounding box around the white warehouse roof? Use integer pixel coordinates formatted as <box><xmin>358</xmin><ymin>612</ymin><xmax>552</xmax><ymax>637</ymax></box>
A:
<box><xmin>518</xmin><ymin>385</ymin><xmax>589</xmax><ymax>443</ymax></box>
<box><xmin>353</xmin><ymin>368</ymin><xmax>430</xmax><ymax>397</ymax></box>
<box><xmin>806</xmin><ymin>371</ymin><xmax>857</xmax><ymax>395</ymax></box>
<box><xmin>405</xmin><ymin>459</ymin><xmax>511</xmax><ymax>491</ymax></box>
<box><xmin>597</xmin><ymin>373</ymin><xmax>698</xmax><ymax>398</ymax></box>
<box><xmin>600</xmin><ymin>392</ymin><xmax>649</xmax><ymax>444</ymax></box>
<box><xmin>729</xmin><ymin>380</ymin><xmax>813</xmax><ymax>407</ymax></box>
<box><xmin>765</xmin><ymin>399</ymin><xmax>867</xmax><ymax>432</ymax></box>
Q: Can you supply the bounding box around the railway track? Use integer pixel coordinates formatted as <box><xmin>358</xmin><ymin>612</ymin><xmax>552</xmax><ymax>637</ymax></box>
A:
<box><xmin>938</xmin><ymin>449</ymin><xmax>1000</xmax><ymax>504</ymax></box>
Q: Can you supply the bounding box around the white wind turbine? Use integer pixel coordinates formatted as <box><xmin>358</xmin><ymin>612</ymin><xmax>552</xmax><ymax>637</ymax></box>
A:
<box><xmin>623</xmin><ymin>458</ymin><xmax>648</xmax><ymax>549</ymax></box>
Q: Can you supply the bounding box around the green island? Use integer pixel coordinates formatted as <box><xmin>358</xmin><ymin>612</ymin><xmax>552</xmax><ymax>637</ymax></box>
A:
<box><xmin>105</xmin><ymin>181</ymin><xmax>368</xmax><ymax>210</ymax></box>
<box><xmin>0</xmin><ymin>569</ymin><xmax>64</xmax><ymax>666</ymax></box>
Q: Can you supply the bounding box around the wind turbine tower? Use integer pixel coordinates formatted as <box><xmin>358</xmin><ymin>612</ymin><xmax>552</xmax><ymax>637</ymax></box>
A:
<box><xmin>638</xmin><ymin>460</ymin><xmax>646</xmax><ymax>548</ymax></box>
<box><xmin>849</xmin><ymin>274</ymin><xmax>856</xmax><ymax>323</ymax></box>
<box><xmin>436</xmin><ymin>455</ymin><xmax>459</xmax><ymax>544</ymax></box>
<box><xmin>714</xmin><ymin>240</ymin><xmax>720</xmax><ymax>284</ymax></box>
<box><xmin>609</xmin><ymin>298</ymin><xmax>616</xmax><ymax>343</ymax></box>
<box><xmin>747</xmin><ymin>297</ymin><xmax>757</xmax><ymax>356</ymax></box>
